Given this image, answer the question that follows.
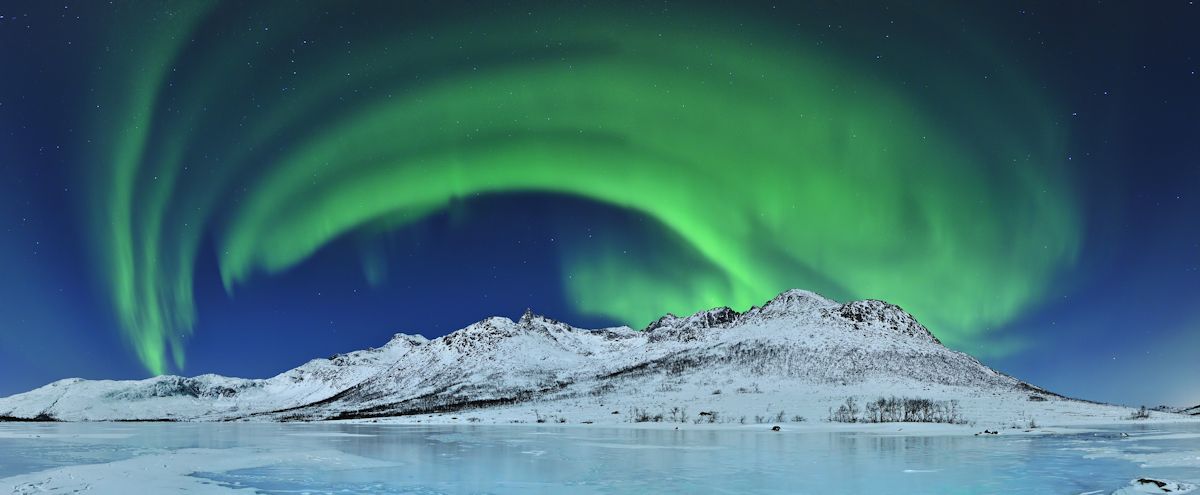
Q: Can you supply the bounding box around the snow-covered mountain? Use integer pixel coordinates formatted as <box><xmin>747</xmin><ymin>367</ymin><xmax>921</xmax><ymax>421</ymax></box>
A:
<box><xmin>1183</xmin><ymin>404</ymin><xmax>1200</xmax><ymax>416</ymax></box>
<box><xmin>0</xmin><ymin>289</ymin><xmax>1167</xmax><ymax>426</ymax></box>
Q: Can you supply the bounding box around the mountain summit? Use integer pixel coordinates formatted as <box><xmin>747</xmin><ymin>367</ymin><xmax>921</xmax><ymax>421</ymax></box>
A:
<box><xmin>0</xmin><ymin>289</ymin><xmax>1162</xmax><ymax>426</ymax></box>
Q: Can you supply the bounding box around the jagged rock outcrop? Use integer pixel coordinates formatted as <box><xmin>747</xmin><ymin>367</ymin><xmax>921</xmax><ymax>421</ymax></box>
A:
<box><xmin>0</xmin><ymin>289</ymin><xmax>1137</xmax><ymax>424</ymax></box>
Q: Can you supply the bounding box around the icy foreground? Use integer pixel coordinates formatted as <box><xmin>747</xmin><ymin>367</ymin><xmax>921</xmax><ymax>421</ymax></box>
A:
<box><xmin>2</xmin><ymin>422</ymin><xmax>1199</xmax><ymax>494</ymax></box>
<box><xmin>0</xmin><ymin>289</ymin><xmax>1192</xmax><ymax>427</ymax></box>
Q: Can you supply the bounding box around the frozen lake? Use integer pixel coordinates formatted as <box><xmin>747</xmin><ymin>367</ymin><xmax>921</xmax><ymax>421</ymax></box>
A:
<box><xmin>1</xmin><ymin>422</ymin><xmax>1197</xmax><ymax>494</ymax></box>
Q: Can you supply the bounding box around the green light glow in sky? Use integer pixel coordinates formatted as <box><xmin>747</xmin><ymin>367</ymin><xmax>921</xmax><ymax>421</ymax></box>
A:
<box><xmin>87</xmin><ymin>3</ymin><xmax>1078</xmax><ymax>374</ymax></box>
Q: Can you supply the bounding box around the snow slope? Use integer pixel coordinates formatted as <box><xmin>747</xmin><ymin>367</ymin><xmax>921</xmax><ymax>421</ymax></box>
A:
<box><xmin>0</xmin><ymin>289</ymin><xmax>1189</xmax><ymax>427</ymax></box>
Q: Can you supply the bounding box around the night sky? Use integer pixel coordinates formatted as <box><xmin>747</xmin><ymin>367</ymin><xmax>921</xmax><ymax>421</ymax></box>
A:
<box><xmin>0</xmin><ymin>1</ymin><xmax>1197</xmax><ymax>407</ymax></box>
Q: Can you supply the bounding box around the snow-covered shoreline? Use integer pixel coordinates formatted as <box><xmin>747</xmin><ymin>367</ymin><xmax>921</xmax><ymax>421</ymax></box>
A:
<box><xmin>4</xmin><ymin>411</ymin><xmax>1197</xmax><ymax>439</ymax></box>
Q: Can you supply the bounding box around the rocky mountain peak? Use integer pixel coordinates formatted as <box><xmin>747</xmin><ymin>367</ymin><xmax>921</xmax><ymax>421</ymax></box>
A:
<box><xmin>638</xmin><ymin>290</ymin><xmax>940</xmax><ymax>343</ymax></box>
<box><xmin>644</xmin><ymin>306</ymin><xmax>740</xmax><ymax>332</ymax></box>
<box><xmin>834</xmin><ymin>299</ymin><xmax>940</xmax><ymax>344</ymax></box>
<box><xmin>755</xmin><ymin>289</ymin><xmax>839</xmax><ymax>316</ymax></box>
<box><xmin>386</xmin><ymin>333</ymin><xmax>429</xmax><ymax>348</ymax></box>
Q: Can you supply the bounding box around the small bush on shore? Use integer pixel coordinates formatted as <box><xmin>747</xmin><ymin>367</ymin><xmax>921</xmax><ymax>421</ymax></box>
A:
<box><xmin>829</xmin><ymin>396</ymin><xmax>965</xmax><ymax>424</ymax></box>
<box><xmin>1127</xmin><ymin>406</ymin><xmax>1151</xmax><ymax>420</ymax></box>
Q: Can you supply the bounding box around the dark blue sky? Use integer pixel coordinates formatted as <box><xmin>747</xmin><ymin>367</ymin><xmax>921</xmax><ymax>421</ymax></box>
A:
<box><xmin>0</xmin><ymin>1</ymin><xmax>1197</xmax><ymax>407</ymax></box>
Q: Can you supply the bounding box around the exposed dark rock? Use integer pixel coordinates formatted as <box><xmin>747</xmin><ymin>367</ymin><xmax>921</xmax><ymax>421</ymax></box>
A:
<box><xmin>1135</xmin><ymin>478</ymin><xmax>1167</xmax><ymax>489</ymax></box>
<box><xmin>0</xmin><ymin>413</ymin><xmax>58</xmax><ymax>422</ymax></box>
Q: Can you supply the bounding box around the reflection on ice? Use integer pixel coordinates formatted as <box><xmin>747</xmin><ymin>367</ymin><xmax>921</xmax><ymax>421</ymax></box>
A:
<box><xmin>0</xmin><ymin>422</ymin><xmax>1196</xmax><ymax>494</ymax></box>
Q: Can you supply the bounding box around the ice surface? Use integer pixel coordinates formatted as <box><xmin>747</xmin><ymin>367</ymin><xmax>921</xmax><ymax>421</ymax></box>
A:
<box><xmin>1</xmin><ymin>422</ymin><xmax>1197</xmax><ymax>494</ymax></box>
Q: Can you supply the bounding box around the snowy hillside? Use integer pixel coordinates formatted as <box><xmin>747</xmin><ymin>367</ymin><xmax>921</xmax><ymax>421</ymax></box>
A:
<box><xmin>0</xmin><ymin>289</ymin><xmax>1184</xmax><ymax>427</ymax></box>
<box><xmin>1183</xmin><ymin>405</ymin><xmax>1200</xmax><ymax>416</ymax></box>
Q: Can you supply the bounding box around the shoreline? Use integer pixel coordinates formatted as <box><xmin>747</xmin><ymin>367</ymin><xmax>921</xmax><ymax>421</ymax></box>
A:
<box><xmin>5</xmin><ymin>414</ymin><xmax>1198</xmax><ymax>438</ymax></box>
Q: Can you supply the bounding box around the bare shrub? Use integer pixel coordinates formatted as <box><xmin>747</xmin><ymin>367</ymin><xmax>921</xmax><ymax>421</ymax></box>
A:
<box><xmin>1127</xmin><ymin>406</ymin><xmax>1151</xmax><ymax>420</ymax></box>
<box><xmin>736</xmin><ymin>383</ymin><xmax>762</xmax><ymax>394</ymax></box>
<box><xmin>632</xmin><ymin>407</ymin><xmax>663</xmax><ymax>423</ymax></box>
<box><xmin>832</xmin><ymin>396</ymin><xmax>964</xmax><ymax>424</ymax></box>
<box><xmin>829</xmin><ymin>397</ymin><xmax>859</xmax><ymax>423</ymax></box>
<box><xmin>589</xmin><ymin>383</ymin><xmax>616</xmax><ymax>397</ymax></box>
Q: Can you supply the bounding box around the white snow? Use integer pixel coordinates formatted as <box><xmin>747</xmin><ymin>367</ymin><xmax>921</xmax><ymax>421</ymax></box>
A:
<box><xmin>1</xmin><ymin>289</ymin><xmax>1197</xmax><ymax>430</ymax></box>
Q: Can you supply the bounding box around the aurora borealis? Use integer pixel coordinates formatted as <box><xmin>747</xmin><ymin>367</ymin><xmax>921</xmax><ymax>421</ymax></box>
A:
<box><xmin>1</xmin><ymin>1</ymin><xmax>1198</xmax><ymax>406</ymax></box>
<box><xmin>89</xmin><ymin>1</ymin><xmax>1079</xmax><ymax>374</ymax></box>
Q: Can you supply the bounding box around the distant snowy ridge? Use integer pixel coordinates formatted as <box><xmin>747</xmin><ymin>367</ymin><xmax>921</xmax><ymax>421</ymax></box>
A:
<box><xmin>0</xmin><ymin>289</ymin><xmax>1188</xmax><ymax>426</ymax></box>
<box><xmin>1183</xmin><ymin>404</ymin><xmax>1200</xmax><ymax>416</ymax></box>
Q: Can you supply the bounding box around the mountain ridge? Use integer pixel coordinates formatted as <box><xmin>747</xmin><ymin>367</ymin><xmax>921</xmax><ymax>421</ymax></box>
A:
<box><xmin>0</xmin><ymin>289</ymin><xmax>1179</xmax><ymax>426</ymax></box>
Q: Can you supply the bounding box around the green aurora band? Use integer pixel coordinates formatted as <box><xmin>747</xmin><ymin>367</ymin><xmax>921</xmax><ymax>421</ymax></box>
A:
<box><xmin>86</xmin><ymin>2</ymin><xmax>1079</xmax><ymax>374</ymax></box>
